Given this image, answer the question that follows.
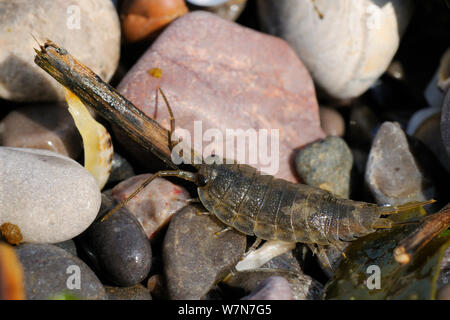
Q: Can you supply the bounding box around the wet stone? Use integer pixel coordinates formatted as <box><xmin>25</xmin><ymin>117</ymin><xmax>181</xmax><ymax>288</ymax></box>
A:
<box><xmin>365</xmin><ymin>122</ymin><xmax>434</xmax><ymax>205</ymax></box>
<box><xmin>105</xmin><ymin>284</ymin><xmax>152</xmax><ymax>300</ymax></box>
<box><xmin>15</xmin><ymin>243</ymin><xmax>106</xmax><ymax>300</ymax></box>
<box><xmin>225</xmin><ymin>269</ymin><xmax>323</xmax><ymax>300</ymax></box>
<box><xmin>295</xmin><ymin>136</ymin><xmax>353</xmax><ymax>198</ymax></box>
<box><xmin>0</xmin><ymin>104</ymin><xmax>82</xmax><ymax>159</ymax></box>
<box><xmin>78</xmin><ymin>193</ymin><xmax>152</xmax><ymax>287</ymax></box>
<box><xmin>242</xmin><ymin>276</ymin><xmax>293</xmax><ymax>300</ymax></box>
<box><xmin>117</xmin><ymin>11</ymin><xmax>324</xmax><ymax>182</ymax></box>
<box><xmin>163</xmin><ymin>205</ymin><xmax>246</xmax><ymax>300</ymax></box>
<box><xmin>112</xmin><ymin>175</ymin><xmax>190</xmax><ymax>240</ymax></box>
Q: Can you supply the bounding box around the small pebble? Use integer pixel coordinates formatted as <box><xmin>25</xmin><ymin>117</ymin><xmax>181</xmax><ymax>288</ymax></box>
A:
<box><xmin>242</xmin><ymin>276</ymin><xmax>293</xmax><ymax>300</ymax></box>
<box><xmin>365</xmin><ymin>122</ymin><xmax>433</xmax><ymax>205</ymax></box>
<box><xmin>120</xmin><ymin>0</ymin><xmax>188</xmax><ymax>43</ymax></box>
<box><xmin>0</xmin><ymin>147</ymin><xmax>101</xmax><ymax>243</ymax></box>
<box><xmin>16</xmin><ymin>244</ymin><xmax>106</xmax><ymax>300</ymax></box>
<box><xmin>319</xmin><ymin>107</ymin><xmax>345</xmax><ymax>137</ymax></box>
<box><xmin>225</xmin><ymin>269</ymin><xmax>323</xmax><ymax>300</ymax></box>
<box><xmin>112</xmin><ymin>175</ymin><xmax>190</xmax><ymax>240</ymax></box>
<box><xmin>295</xmin><ymin>136</ymin><xmax>353</xmax><ymax>198</ymax></box>
<box><xmin>163</xmin><ymin>205</ymin><xmax>246</xmax><ymax>299</ymax></box>
<box><xmin>54</xmin><ymin>240</ymin><xmax>78</xmax><ymax>257</ymax></box>
<box><xmin>107</xmin><ymin>152</ymin><xmax>136</xmax><ymax>185</ymax></box>
<box><xmin>78</xmin><ymin>193</ymin><xmax>152</xmax><ymax>287</ymax></box>
<box><xmin>0</xmin><ymin>104</ymin><xmax>82</xmax><ymax>159</ymax></box>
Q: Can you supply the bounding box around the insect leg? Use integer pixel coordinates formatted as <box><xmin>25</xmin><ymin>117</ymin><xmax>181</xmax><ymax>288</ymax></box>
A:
<box><xmin>242</xmin><ymin>238</ymin><xmax>263</xmax><ymax>258</ymax></box>
<box><xmin>101</xmin><ymin>170</ymin><xmax>198</xmax><ymax>222</ymax></box>
<box><xmin>215</xmin><ymin>226</ymin><xmax>233</xmax><ymax>237</ymax></box>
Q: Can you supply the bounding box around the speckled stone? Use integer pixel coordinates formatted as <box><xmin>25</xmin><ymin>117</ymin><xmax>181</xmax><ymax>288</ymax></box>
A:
<box><xmin>0</xmin><ymin>103</ymin><xmax>82</xmax><ymax>159</ymax></box>
<box><xmin>105</xmin><ymin>284</ymin><xmax>152</xmax><ymax>300</ymax></box>
<box><xmin>163</xmin><ymin>205</ymin><xmax>246</xmax><ymax>299</ymax></box>
<box><xmin>117</xmin><ymin>11</ymin><xmax>325</xmax><ymax>182</ymax></box>
<box><xmin>225</xmin><ymin>269</ymin><xmax>323</xmax><ymax>300</ymax></box>
<box><xmin>112</xmin><ymin>175</ymin><xmax>190</xmax><ymax>240</ymax></box>
<box><xmin>0</xmin><ymin>147</ymin><xmax>101</xmax><ymax>243</ymax></box>
<box><xmin>295</xmin><ymin>136</ymin><xmax>353</xmax><ymax>198</ymax></box>
<box><xmin>78</xmin><ymin>193</ymin><xmax>152</xmax><ymax>287</ymax></box>
<box><xmin>16</xmin><ymin>243</ymin><xmax>106</xmax><ymax>300</ymax></box>
<box><xmin>54</xmin><ymin>240</ymin><xmax>78</xmax><ymax>257</ymax></box>
<box><xmin>0</xmin><ymin>0</ymin><xmax>120</xmax><ymax>102</ymax></box>
<box><xmin>365</xmin><ymin>122</ymin><xmax>433</xmax><ymax>205</ymax></box>
<box><xmin>242</xmin><ymin>276</ymin><xmax>293</xmax><ymax>300</ymax></box>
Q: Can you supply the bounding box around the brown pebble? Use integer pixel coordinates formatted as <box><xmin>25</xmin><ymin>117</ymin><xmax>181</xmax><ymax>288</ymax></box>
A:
<box><xmin>0</xmin><ymin>223</ymin><xmax>23</xmax><ymax>245</ymax></box>
<box><xmin>121</xmin><ymin>0</ymin><xmax>188</xmax><ymax>43</ymax></box>
<box><xmin>319</xmin><ymin>106</ymin><xmax>345</xmax><ymax>137</ymax></box>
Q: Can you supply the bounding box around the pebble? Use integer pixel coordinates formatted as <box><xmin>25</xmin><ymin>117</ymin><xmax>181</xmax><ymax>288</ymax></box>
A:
<box><xmin>225</xmin><ymin>269</ymin><xmax>323</xmax><ymax>300</ymax></box>
<box><xmin>15</xmin><ymin>243</ymin><xmax>106</xmax><ymax>300</ymax></box>
<box><xmin>0</xmin><ymin>0</ymin><xmax>120</xmax><ymax>102</ymax></box>
<box><xmin>54</xmin><ymin>240</ymin><xmax>78</xmax><ymax>257</ymax></box>
<box><xmin>77</xmin><ymin>193</ymin><xmax>152</xmax><ymax>287</ymax></box>
<box><xmin>242</xmin><ymin>276</ymin><xmax>293</xmax><ymax>300</ymax></box>
<box><xmin>295</xmin><ymin>136</ymin><xmax>353</xmax><ymax>198</ymax></box>
<box><xmin>408</xmin><ymin>108</ymin><xmax>450</xmax><ymax>173</ymax></box>
<box><xmin>107</xmin><ymin>152</ymin><xmax>136</xmax><ymax>185</ymax></box>
<box><xmin>257</xmin><ymin>0</ymin><xmax>414</xmax><ymax>100</ymax></box>
<box><xmin>319</xmin><ymin>107</ymin><xmax>345</xmax><ymax>137</ymax></box>
<box><xmin>117</xmin><ymin>11</ymin><xmax>325</xmax><ymax>182</ymax></box>
<box><xmin>365</xmin><ymin>122</ymin><xmax>433</xmax><ymax>205</ymax></box>
<box><xmin>105</xmin><ymin>284</ymin><xmax>152</xmax><ymax>300</ymax></box>
<box><xmin>441</xmin><ymin>89</ymin><xmax>450</xmax><ymax>158</ymax></box>
<box><xmin>111</xmin><ymin>175</ymin><xmax>190</xmax><ymax>240</ymax></box>
<box><xmin>163</xmin><ymin>205</ymin><xmax>246</xmax><ymax>299</ymax></box>
<box><xmin>0</xmin><ymin>104</ymin><xmax>82</xmax><ymax>159</ymax></box>
<box><xmin>0</xmin><ymin>147</ymin><xmax>101</xmax><ymax>243</ymax></box>
<box><xmin>187</xmin><ymin>0</ymin><xmax>247</xmax><ymax>21</ymax></box>
<box><xmin>120</xmin><ymin>0</ymin><xmax>189</xmax><ymax>43</ymax></box>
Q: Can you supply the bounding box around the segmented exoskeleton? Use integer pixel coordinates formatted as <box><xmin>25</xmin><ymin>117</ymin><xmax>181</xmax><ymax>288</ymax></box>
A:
<box><xmin>102</xmin><ymin>89</ymin><xmax>433</xmax><ymax>249</ymax></box>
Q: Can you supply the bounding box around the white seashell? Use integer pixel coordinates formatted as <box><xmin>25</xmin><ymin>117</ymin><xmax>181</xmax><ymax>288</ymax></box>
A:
<box><xmin>257</xmin><ymin>0</ymin><xmax>414</xmax><ymax>100</ymax></box>
<box><xmin>64</xmin><ymin>89</ymin><xmax>113</xmax><ymax>190</ymax></box>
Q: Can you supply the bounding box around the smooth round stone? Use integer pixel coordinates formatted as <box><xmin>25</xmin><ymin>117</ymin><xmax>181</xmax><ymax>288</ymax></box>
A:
<box><xmin>0</xmin><ymin>0</ymin><xmax>120</xmax><ymax>102</ymax></box>
<box><xmin>105</xmin><ymin>284</ymin><xmax>152</xmax><ymax>300</ymax></box>
<box><xmin>78</xmin><ymin>193</ymin><xmax>152</xmax><ymax>287</ymax></box>
<box><xmin>257</xmin><ymin>0</ymin><xmax>414</xmax><ymax>99</ymax></box>
<box><xmin>163</xmin><ymin>205</ymin><xmax>246</xmax><ymax>300</ymax></box>
<box><xmin>0</xmin><ymin>103</ymin><xmax>82</xmax><ymax>159</ymax></box>
<box><xmin>319</xmin><ymin>107</ymin><xmax>345</xmax><ymax>137</ymax></box>
<box><xmin>54</xmin><ymin>240</ymin><xmax>78</xmax><ymax>257</ymax></box>
<box><xmin>225</xmin><ymin>269</ymin><xmax>323</xmax><ymax>300</ymax></box>
<box><xmin>16</xmin><ymin>243</ymin><xmax>106</xmax><ymax>300</ymax></box>
<box><xmin>107</xmin><ymin>152</ymin><xmax>136</xmax><ymax>185</ymax></box>
<box><xmin>121</xmin><ymin>0</ymin><xmax>188</xmax><ymax>43</ymax></box>
<box><xmin>365</xmin><ymin>122</ymin><xmax>431</xmax><ymax>205</ymax></box>
<box><xmin>295</xmin><ymin>136</ymin><xmax>353</xmax><ymax>198</ymax></box>
<box><xmin>0</xmin><ymin>147</ymin><xmax>101</xmax><ymax>243</ymax></box>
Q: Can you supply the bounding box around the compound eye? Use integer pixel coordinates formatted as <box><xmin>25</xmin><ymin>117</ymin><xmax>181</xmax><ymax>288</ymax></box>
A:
<box><xmin>197</xmin><ymin>174</ymin><xmax>208</xmax><ymax>187</ymax></box>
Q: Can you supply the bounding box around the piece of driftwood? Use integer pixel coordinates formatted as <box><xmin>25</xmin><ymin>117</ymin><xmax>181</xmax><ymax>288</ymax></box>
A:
<box><xmin>394</xmin><ymin>204</ymin><xmax>450</xmax><ymax>264</ymax></box>
<box><xmin>34</xmin><ymin>40</ymin><xmax>177</xmax><ymax>170</ymax></box>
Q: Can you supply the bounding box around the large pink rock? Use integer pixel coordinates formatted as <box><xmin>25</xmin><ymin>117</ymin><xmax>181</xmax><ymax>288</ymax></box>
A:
<box><xmin>117</xmin><ymin>11</ymin><xmax>324</xmax><ymax>181</ymax></box>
